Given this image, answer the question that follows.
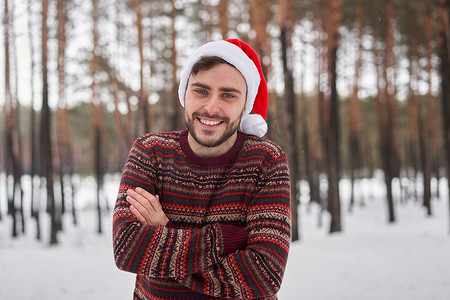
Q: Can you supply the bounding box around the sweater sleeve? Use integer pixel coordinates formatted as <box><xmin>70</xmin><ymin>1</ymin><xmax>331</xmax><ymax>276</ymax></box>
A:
<box><xmin>113</xmin><ymin>137</ymin><xmax>229</xmax><ymax>278</ymax></box>
<box><xmin>176</xmin><ymin>154</ymin><xmax>291</xmax><ymax>299</ymax></box>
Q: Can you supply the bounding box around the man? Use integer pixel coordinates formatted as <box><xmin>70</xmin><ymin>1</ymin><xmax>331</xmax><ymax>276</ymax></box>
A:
<box><xmin>113</xmin><ymin>39</ymin><xmax>291</xmax><ymax>300</ymax></box>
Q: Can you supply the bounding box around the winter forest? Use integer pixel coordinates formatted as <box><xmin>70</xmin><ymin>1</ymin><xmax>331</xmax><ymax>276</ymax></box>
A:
<box><xmin>1</xmin><ymin>0</ymin><xmax>450</xmax><ymax>299</ymax></box>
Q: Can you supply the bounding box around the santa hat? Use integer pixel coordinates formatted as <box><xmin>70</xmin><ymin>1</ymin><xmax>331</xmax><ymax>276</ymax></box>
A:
<box><xmin>178</xmin><ymin>39</ymin><xmax>268</xmax><ymax>137</ymax></box>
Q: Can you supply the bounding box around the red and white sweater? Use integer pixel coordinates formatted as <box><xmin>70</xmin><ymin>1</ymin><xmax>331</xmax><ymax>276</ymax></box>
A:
<box><xmin>113</xmin><ymin>129</ymin><xmax>291</xmax><ymax>299</ymax></box>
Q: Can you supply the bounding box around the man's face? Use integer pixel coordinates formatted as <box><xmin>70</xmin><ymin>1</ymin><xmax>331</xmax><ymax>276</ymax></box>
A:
<box><xmin>184</xmin><ymin>63</ymin><xmax>246</xmax><ymax>152</ymax></box>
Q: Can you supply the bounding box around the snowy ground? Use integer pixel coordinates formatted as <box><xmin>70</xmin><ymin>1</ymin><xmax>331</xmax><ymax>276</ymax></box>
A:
<box><xmin>0</xmin><ymin>174</ymin><xmax>449</xmax><ymax>300</ymax></box>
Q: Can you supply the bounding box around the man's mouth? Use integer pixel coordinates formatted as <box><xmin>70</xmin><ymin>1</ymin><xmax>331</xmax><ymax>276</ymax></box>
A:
<box><xmin>198</xmin><ymin>118</ymin><xmax>223</xmax><ymax>126</ymax></box>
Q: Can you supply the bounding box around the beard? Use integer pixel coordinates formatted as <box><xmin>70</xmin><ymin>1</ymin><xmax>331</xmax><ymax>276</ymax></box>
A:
<box><xmin>185</xmin><ymin>110</ymin><xmax>243</xmax><ymax>148</ymax></box>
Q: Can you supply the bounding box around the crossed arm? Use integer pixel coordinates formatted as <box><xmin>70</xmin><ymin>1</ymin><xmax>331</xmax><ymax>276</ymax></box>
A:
<box><xmin>117</xmin><ymin>184</ymin><xmax>290</xmax><ymax>299</ymax></box>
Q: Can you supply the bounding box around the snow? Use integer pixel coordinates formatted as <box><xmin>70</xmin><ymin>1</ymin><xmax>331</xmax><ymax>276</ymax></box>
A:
<box><xmin>0</xmin><ymin>175</ymin><xmax>449</xmax><ymax>300</ymax></box>
<box><xmin>279</xmin><ymin>178</ymin><xmax>450</xmax><ymax>300</ymax></box>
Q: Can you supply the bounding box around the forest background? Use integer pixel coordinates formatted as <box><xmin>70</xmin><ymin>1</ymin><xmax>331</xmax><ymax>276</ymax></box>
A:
<box><xmin>1</xmin><ymin>0</ymin><xmax>450</xmax><ymax>245</ymax></box>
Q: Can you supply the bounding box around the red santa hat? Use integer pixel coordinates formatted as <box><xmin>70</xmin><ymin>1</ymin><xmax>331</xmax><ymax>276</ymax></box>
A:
<box><xmin>178</xmin><ymin>39</ymin><xmax>268</xmax><ymax>137</ymax></box>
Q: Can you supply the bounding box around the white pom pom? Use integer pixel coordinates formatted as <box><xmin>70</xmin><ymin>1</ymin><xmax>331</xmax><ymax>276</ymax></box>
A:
<box><xmin>240</xmin><ymin>114</ymin><xmax>267</xmax><ymax>137</ymax></box>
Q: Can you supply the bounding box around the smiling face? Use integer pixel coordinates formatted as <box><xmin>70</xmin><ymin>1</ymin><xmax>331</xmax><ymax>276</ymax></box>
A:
<box><xmin>184</xmin><ymin>62</ymin><xmax>247</xmax><ymax>157</ymax></box>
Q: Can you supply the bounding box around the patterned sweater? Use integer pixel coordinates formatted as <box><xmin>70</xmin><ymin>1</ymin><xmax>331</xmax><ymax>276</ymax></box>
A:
<box><xmin>113</xmin><ymin>129</ymin><xmax>291</xmax><ymax>299</ymax></box>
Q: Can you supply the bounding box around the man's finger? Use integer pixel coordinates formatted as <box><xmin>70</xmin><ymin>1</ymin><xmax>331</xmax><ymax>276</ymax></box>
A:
<box><xmin>148</xmin><ymin>195</ymin><xmax>163</xmax><ymax>212</ymax></box>
<box><xmin>127</xmin><ymin>194</ymin><xmax>152</xmax><ymax>224</ymax></box>
<box><xmin>127</xmin><ymin>189</ymin><xmax>155</xmax><ymax>212</ymax></box>
<box><xmin>134</xmin><ymin>187</ymin><xmax>160</xmax><ymax>212</ymax></box>
<box><xmin>129</xmin><ymin>204</ymin><xmax>148</xmax><ymax>225</ymax></box>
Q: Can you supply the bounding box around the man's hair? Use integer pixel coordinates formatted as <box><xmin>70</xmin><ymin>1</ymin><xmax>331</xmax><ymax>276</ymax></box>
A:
<box><xmin>191</xmin><ymin>56</ymin><xmax>234</xmax><ymax>76</ymax></box>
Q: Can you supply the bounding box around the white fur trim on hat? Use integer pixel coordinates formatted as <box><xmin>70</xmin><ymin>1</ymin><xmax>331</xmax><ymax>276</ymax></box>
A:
<box><xmin>240</xmin><ymin>113</ymin><xmax>268</xmax><ymax>137</ymax></box>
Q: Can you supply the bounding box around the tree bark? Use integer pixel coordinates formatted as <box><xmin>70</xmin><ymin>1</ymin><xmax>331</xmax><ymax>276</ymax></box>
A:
<box><xmin>250</xmin><ymin>0</ymin><xmax>276</xmax><ymax>139</ymax></box>
<box><xmin>56</xmin><ymin>0</ymin><xmax>72</xmax><ymax>226</ymax></box>
<box><xmin>170</xmin><ymin>0</ymin><xmax>182</xmax><ymax>131</ymax></box>
<box><xmin>27</xmin><ymin>0</ymin><xmax>41</xmax><ymax>239</ymax></box>
<box><xmin>278</xmin><ymin>0</ymin><xmax>300</xmax><ymax>241</ymax></box>
<box><xmin>372</xmin><ymin>0</ymin><xmax>396</xmax><ymax>223</ymax></box>
<box><xmin>253</xmin><ymin>0</ymin><xmax>278</xmax><ymax>137</ymax></box>
<box><xmin>382</xmin><ymin>0</ymin><xmax>398</xmax><ymax>222</ymax></box>
<box><xmin>3</xmin><ymin>0</ymin><xmax>16</xmax><ymax>236</ymax></box>
<box><xmin>4</xmin><ymin>0</ymin><xmax>25</xmax><ymax>237</ymax></box>
<box><xmin>41</xmin><ymin>0</ymin><xmax>57</xmax><ymax>244</ymax></box>
<box><xmin>435</xmin><ymin>0</ymin><xmax>450</xmax><ymax>233</ymax></box>
<box><xmin>218</xmin><ymin>0</ymin><xmax>228</xmax><ymax>39</ymax></box>
<box><xmin>404</xmin><ymin>8</ymin><xmax>421</xmax><ymax>204</ymax></box>
<box><xmin>310</xmin><ymin>0</ymin><xmax>327</xmax><ymax>218</ymax></box>
<box><xmin>112</xmin><ymin>0</ymin><xmax>127</xmax><ymax>170</ymax></box>
<box><xmin>348</xmin><ymin>0</ymin><xmax>364</xmax><ymax>212</ymax></box>
<box><xmin>422</xmin><ymin>0</ymin><xmax>435</xmax><ymax>215</ymax></box>
<box><xmin>9</xmin><ymin>0</ymin><xmax>25</xmax><ymax>235</ymax></box>
<box><xmin>90</xmin><ymin>0</ymin><xmax>105</xmax><ymax>234</ymax></box>
<box><xmin>325</xmin><ymin>0</ymin><xmax>342</xmax><ymax>233</ymax></box>
<box><xmin>132</xmin><ymin>0</ymin><xmax>151</xmax><ymax>134</ymax></box>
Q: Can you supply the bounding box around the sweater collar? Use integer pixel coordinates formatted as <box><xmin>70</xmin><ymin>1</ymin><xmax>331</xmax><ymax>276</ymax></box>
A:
<box><xmin>179</xmin><ymin>129</ymin><xmax>246</xmax><ymax>167</ymax></box>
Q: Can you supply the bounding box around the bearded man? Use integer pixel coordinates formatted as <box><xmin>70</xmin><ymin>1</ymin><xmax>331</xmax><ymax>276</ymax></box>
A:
<box><xmin>113</xmin><ymin>39</ymin><xmax>291</xmax><ymax>300</ymax></box>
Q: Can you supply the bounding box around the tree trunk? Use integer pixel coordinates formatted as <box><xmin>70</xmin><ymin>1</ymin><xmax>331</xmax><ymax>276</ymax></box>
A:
<box><xmin>406</xmin><ymin>93</ymin><xmax>419</xmax><ymax>204</ymax></box>
<box><xmin>404</xmin><ymin>9</ymin><xmax>421</xmax><ymax>203</ymax></box>
<box><xmin>3</xmin><ymin>0</ymin><xmax>15</xmax><ymax>236</ymax></box>
<box><xmin>250</xmin><ymin>0</ymin><xmax>277</xmax><ymax>140</ymax></box>
<box><xmin>170</xmin><ymin>0</ymin><xmax>182</xmax><ymax>131</ymax></box>
<box><xmin>421</xmin><ymin>0</ymin><xmax>435</xmax><ymax>215</ymax></box>
<box><xmin>132</xmin><ymin>0</ymin><xmax>151</xmax><ymax>134</ymax></box>
<box><xmin>348</xmin><ymin>0</ymin><xmax>364</xmax><ymax>212</ymax></box>
<box><xmin>9</xmin><ymin>1</ymin><xmax>25</xmax><ymax>234</ymax></box>
<box><xmin>435</xmin><ymin>0</ymin><xmax>450</xmax><ymax>233</ymax></box>
<box><xmin>325</xmin><ymin>0</ymin><xmax>342</xmax><ymax>233</ymax></box>
<box><xmin>383</xmin><ymin>0</ymin><xmax>398</xmax><ymax>222</ymax></box>
<box><xmin>315</xmin><ymin>1</ymin><xmax>328</xmax><ymax>227</ymax></box>
<box><xmin>91</xmin><ymin>0</ymin><xmax>105</xmax><ymax>234</ymax></box>
<box><xmin>27</xmin><ymin>0</ymin><xmax>41</xmax><ymax>239</ymax></box>
<box><xmin>310</xmin><ymin>0</ymin><xmax>327</xmax><ymax>216</ymax></box>
<box><xmin>56</xmin><ymin>0</ymin><xmax>70</xmax><ymax>225</ymax></box>
<box><xmin>112</xmin><ymin>0</ymin><xmax>128</xmax><ymax>168</ymax></box>
<box><xmin>218</xmin><ymin>0</ymin><xmax>228</xmax><ymax>39</ymax></box>
<box><xmin>372</xmin><ymin>0</ymin><xmax>396</xmax><ymax>223</ymax></box>
<box><xmin>278</xmin><ymin>0</ymin><xmax>300</xmax><ymax>241</ymax></box>
<box><xmin>4</xmin><ymin>0</ymin><xmax>24</xmax><ymax>238</ymax></box>
<box><xmin>41</xmin><ymin>0</ymin><xmax>57</xmax><ymax>245</ymax></box>
<box><xmin>298</xmin><ymin>33</ymin><xmax>313</xmax><ymax>208</ymax></box>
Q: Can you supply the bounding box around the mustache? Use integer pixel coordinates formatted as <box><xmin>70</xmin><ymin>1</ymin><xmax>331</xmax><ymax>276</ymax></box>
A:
<box><xmin>193</xmin><ymin>112</ymin><xmax>229</xmax><ymax>122</ymax></box>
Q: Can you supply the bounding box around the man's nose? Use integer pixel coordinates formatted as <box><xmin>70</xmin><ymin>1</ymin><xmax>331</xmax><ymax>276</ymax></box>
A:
<box><xmin>203</xmin><ymin>95</ymin><xmax>221</xmax><ymax>114</ymax></box>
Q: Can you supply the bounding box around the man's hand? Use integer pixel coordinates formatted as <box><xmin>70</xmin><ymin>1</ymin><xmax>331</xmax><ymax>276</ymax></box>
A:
<box><xmin>126</xmin><ymin>187</ymin><xmax>169</xmax><ymax>226</ymax></box>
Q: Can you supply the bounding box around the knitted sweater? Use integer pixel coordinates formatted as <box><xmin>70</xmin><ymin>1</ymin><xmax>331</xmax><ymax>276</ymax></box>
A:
<box><xmin>113</xmin><ymin>129</ymin><xmax>291</xmax><ymax>299</ymax></box>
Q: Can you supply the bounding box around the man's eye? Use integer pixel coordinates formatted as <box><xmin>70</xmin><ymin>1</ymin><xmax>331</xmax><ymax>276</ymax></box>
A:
<box><xmin>222</xmin><ymin>93</ymin><xmax>234</xmax><ymax>98</ymax></box>
<box><xmin>196</xmin><ymin>89</ymin><xmax>207</xmax><ymax>95</ymax></box>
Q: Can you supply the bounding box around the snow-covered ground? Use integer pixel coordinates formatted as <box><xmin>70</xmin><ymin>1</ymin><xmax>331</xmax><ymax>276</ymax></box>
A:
<box><xmin>0</xmin><ymin>174</ymin><xmax>449</xmax><ymax>300</ymax></box>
